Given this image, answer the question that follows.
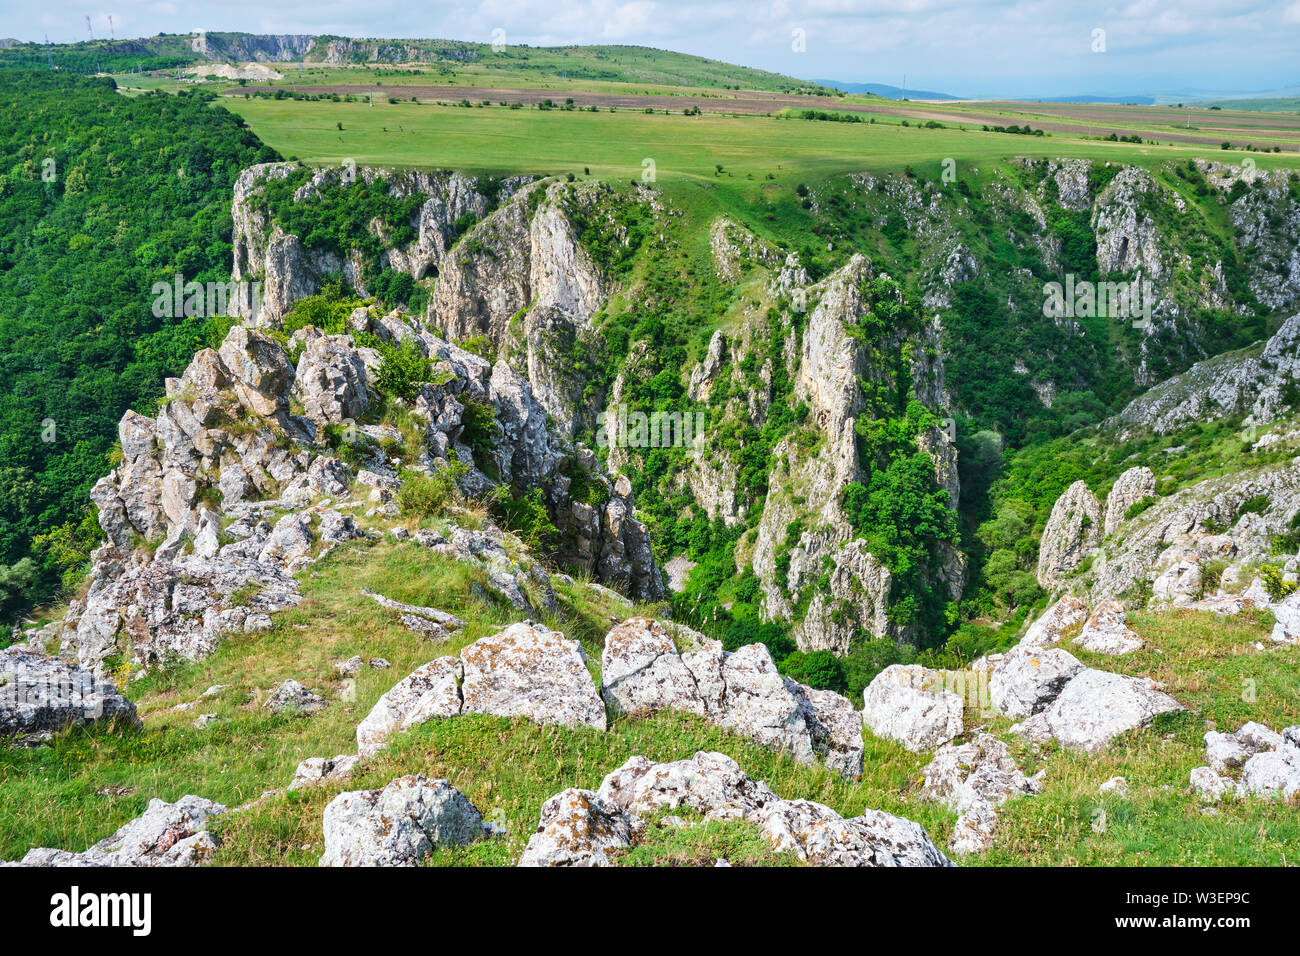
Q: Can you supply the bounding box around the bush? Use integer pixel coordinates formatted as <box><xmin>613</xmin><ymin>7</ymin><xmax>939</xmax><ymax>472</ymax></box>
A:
<box><xmin>780</xmin><ymin>650</ymin><xmax>848</xmax><ymax>694</ymax></box>
<box><xmin>373</xmin><ymin>341</ymin><xmax>433</xmax><ymax>401</ymax></box>
<box><xmin>395</xmin><ymin>461</ymin><xmax>466</xmax><ymax>518</ymax></box>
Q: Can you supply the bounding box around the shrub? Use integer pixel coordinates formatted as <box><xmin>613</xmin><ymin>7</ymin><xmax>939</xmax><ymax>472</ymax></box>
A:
<box><xmin>395</xmin><ymin>461</ymin><xmax>467</xmax><ymax>518</ymax></box>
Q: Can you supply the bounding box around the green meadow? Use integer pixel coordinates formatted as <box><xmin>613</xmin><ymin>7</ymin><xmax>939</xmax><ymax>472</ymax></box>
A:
<box><xmin>223</xmin><ymin>97</ymin><xmax>1300</xmax><ymax>185</ymax></box>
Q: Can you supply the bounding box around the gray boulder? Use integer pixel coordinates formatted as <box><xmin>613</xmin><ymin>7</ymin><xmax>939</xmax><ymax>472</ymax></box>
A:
<box><xmin>12</xmin><ymin>795</ymin><xmax>224</xmax><ymax>867</ymax></box>
<box><xmin>517</xmin><ymin>788</ymin><xmax>637</xmax><ymax>867</ymax></box>
<box><xmin>989</xmin><ymin>643</ymin><xmax>1085</xmax><ymax>718</ymax></box>
<box><xmin>0</xmin><ymin>647</ymin><xmax>140</xmax><ymax>743</ymax></box>
<box><xmin>460</xmin><ymin>621</ymin><xmax>606</xmax><ymax>730</ymax></box>
<box><xmin>319</xmin><ymin>775</ymin><xmax>486</xmax><ymax>866</ymax></box>
<box><xmin>1012</xmin><ymin>669</ymin><xmax>1181</xmax><ymax>753</ymax></box>
<box><xmin>356</xmin><ymin>657</ymin><xmax>463</xmax><ymax>756</ymax></box>
<box><xmin>861</xmin><ymin>664</ymin><xmax>964</xmax><ymax>752</ymax></box>
<box><xmin>1036</xmin><ymin>480</ymin><xmax>1102</xmax><ymax>589</ymax></box>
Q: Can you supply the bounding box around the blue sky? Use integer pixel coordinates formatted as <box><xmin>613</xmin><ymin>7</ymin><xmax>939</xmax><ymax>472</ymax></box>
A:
<box><xmin>3</xmin><ymin>0</ymin><xmax>1299</xmax><ymax>97</ymax></box>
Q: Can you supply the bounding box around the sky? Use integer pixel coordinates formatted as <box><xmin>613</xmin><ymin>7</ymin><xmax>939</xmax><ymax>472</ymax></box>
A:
<box><xmin>2</xmin><ymin>0</ymin><xmax>1299</xmax><ymax>98</ymax></box>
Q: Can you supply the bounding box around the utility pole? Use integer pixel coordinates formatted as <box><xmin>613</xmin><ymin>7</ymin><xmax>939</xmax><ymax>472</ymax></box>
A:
<box><xmin>108</xmin><ymin>15</ymin><xmax>114</xmax><ymax>40</ymax></box>
<box><xmin>902</xmin><ymin>73</ymin><xmax>906</xmax><ymax>101</ymax></box>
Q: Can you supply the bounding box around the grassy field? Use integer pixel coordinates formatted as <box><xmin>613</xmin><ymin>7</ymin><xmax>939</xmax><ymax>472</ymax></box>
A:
<box><xmin>3</xmin><ymin>532</ymin><xmax>1297</xmax><ymax>867</ymax></box>
<box><xmin>220</xmin><ymin>96</ymin><xmax>1300</xmax><ymax>187</ymax></box>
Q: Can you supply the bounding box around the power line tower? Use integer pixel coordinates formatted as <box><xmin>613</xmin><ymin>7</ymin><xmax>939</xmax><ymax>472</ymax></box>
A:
<box><xmin>85</xmin><ymin>16</ymin><xmax>94</xmax><ymax>42</ymax></box>
<box><xmin>44</xmin><ymin>33</ymin><xmax>54</xmax><ymax>70</ymax></box>
<box><xmin>108</xmin><ymin>16</ymin><xmax>115</xmax><ymax>40</ymax></box>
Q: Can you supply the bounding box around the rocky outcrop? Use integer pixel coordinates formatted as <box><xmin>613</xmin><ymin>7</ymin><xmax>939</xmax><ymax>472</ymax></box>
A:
<box><xmin>921</xmin><ymin>733</ymin><xmax>1040</xmax><ymax>855</ymax></box>
<box><xmin>7</xmin><ymin>795</ymin><xmax>224</xmax><ymax>867</ymax></box>
<box><xmin>0</xmin><ymin>647</ymin><xmax>140</xmax><ymax>744</ymax></box>
<box><xmin>751</xmin><ymin>255</ymin><xmax>959</xmax><ymax>651</ymax></box>
<box><xmin>460</xmin><ymin>621</ymin><xmax>606</xmax><ymax>731</ymax></box>
<box><xmin>1019</xmin><ymin>594</ymin><xmax>1089</xmax><ymax>648</ymax></box>
<box><xmin>1113</xmin><ymin>314</ymin><xmax>1300</xmax><ymax>436</ymax></box>
<box><xmin>264</xmin><ymin>678</ymin><xmax>328</xmax><ymax>716</ymax></box>
<box><xmin>1189</xmin><ymin>721</ymin><xmax>1300</xmax><ymax>802</ymax></box>
<box><xmin>319</xmin><ymin>775</ymin><xmax>487</xmax><ymax>866</ymax></box>
<box><xmin>989</xmin><ymin>643</ymin><xmax>1085</xmax><ymax>719</ymax></box>
<box><xmin>1104</xmin><ymin>466</ymin><xmax>1156</xmax><ymax>536</ymax></box>
<box><xmin>232</xmin><ymin>163</ymin><xmax>515</xmax><ymax>325</ymax></box>
<box><xmin>1036</xmin><ymin>480</ymin><xmax>1102</xmax><ymax>589</ymax></box>
<box><xmin>1073</xmin><ymin>599</ymin><xmax>1144</xmax><ymax>655</ymax></box>
<box><xmin>1012</xmin><ymin>669</ymin><xmax>1181</xmax><ymax>753</ymax></box>
<box><xmin>520</xmin><ymin>751</ymin><xmax>950</xmax><ymax>867</ymax></box>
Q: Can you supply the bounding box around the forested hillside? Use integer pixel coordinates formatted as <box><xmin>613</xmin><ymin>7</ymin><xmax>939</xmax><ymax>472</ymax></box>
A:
<box><xmin>0</xmin><ymin>72</ymin><xmax>278</xmax><ymax>615</ymax></box>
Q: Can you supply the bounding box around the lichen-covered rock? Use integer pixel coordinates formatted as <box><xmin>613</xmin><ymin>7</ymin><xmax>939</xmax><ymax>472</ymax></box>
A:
<box><xmin>716</xmin><ymin>643</ymin><xmax>815</xmax><ymax>764</ymax></box>
<box><xmin>921</xmin><ymin>733</ymin><xmax>1039</xmax><ymax>815</ymax></box>
<box><xmin>0</xmin><ymin>647</ymin><xmax>140</xmax><ymax>743</ymax></box>
<box><xmin>1190</xmin><ymin>766</ymin><xmax>1232</xmax><ymax>802</ymax></box>
<box><xmin>596</xmin><ymin>751</ymin><xmax>778</xmax><ymax>820</ymax></box>
<box><xmin>786</xmin><ymin>679</ymin><xmax>865</xmax><ymax>778</ymax></box>
<box><xmin>752</xmin><ymin>799</ymin><xmax>953</xmax><ymax>867</ymax></box>
<box><xmin>289</xmin><ymin>754</ymin><xmax>360</xmax><ymax>792</ymax></box>
<box><xmin>460</xmin><ymin>621</ymin><xmax>606</xmax><ymax>730</ymax></box>
<box><xmin>11</xmin><ymin>795</ymin><xmax>224</xmax><ymax>867</ymax></box>
<box><xmin>861</xmin><ymin>664</ymin><xmax>964</xmax><ymax>752</ymax></box>
<box><xmin>1237</xmin><ymin>746</ymin><xmax>1300</xmax><ymax>800</ymax></box>
<box><xmin>517</xmin><ymin>788</ymin><xmax>636</xmax><ymax>867</ymax></box>
<box><xmin>292</xmin><ymin>330</ymin><xmax>371</xmax><ymax>426</ymax></box>
<box><xmin>600</xmin><ymin>617</ymin><xmax>705</xmax><ymax>717</ymax></box>
<box><xmin>1012</xmin><ymin>669</ymin><xmax>1181</xmax><ymax>753</ymax></box>
<box><xmin>319</xmin><ymin>775</ymin><xmax>485</xmax><ymax>867</ymax></box>
<box><xmin>356</xmin><ymin>657</ymin><xmax>463</xmax><ymax>756</ymax></box>
<box><xmin>264</xmin><ymin>679</ymin><xmax>328</xmax><ymax>716</ymax></box>
<box><xmin>1073</xmin><ymin>599</ymin><xmax>1143</xmax><ymax>655</ymax></box>
<box><xmin>989</xmin><ymin>643</ymin><xmax>1085</xmax><ymax>718</ymax></box>
<box><xmin>1036</xmin><ymin>480</ymin><xmax>1102</xmax><ymax>588</ymax></box>
<box><xmin>949</xmin><ymin>805</ymin><xmax>999</xmax><ymax>856</ymax></box>
<box><xmin>1020</xmin><ymin>594</ymin><xmax>1090</xmax><ymax>648</ymax></box>
<box><xmin>218</xmin><ymin>325</ymin><xmax>295</xmax><ymax>419</ymax></box>
<box><xmin>1104</xmin><ymin>466</ymin><xmax>1156</xmax><ymax>535</ymax></box>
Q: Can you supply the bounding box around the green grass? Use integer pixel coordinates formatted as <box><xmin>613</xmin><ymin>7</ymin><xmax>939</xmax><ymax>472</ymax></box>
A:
<box><xmin>4</xmin><ymin>530</ymin><xmax>1298</xmax><ymax>866</ymax></box>
<box><xmin>221</xmin><ymin>97</ymin><xmax>1300</xmax><ymax>187</ymax></box>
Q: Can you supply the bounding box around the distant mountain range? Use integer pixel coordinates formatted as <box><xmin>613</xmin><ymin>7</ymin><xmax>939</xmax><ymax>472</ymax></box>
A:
<box><xmin>812</xmin><ymin>79</ymin><xmax>958</xmax><ymax>100</ymax></box>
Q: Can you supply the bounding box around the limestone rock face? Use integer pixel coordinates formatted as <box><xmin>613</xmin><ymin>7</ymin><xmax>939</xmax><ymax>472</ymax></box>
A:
<box><xmin>11</xmin><ymin>795</ymin><xmax>224</xmax><ymax>867</ymax></box>
<box><xmin>460</xmin><ymin>622</ymin><xmax>606</xmax><ymax>730</ymax></box>
<box><xmin>1104</xmin><ymin>466</ymin><xmax>1156</xmax><ymax>535</ymax></box>
<box><xmin>1037</xmin><ymin>480</ymin><xmax>1102</xmax><ymax>589</ymax></box>
<box><xmin>600</xmin><ymin>618</ymin><xmax>705</xmax><ymax>717</ymax></box>
<box><xmin>1012</xmin><ymin>669</ymin><xmax>1182</xmax><ymax>753</ymax></box>
<box><xmin>861</xmin><ymin>664</ymin><xmax>964</xmax><ymax>752</ymax></box>
<box><xmin>1114</xmin><ymin>312</ymin><xmax>1300</xmax><ymax>435</ymax></box>
<box><xmin>989</xmin><ymin>643</ymin><xmax>1085</xmax><ymax>719</ymax></box>
<box><xmin>0</xmin><ymin>647</ymin><xmax>140</xmax><ymax>743</ymax></box>
<box><xmin>293</xmin><ymin>331</ymin><xmax>371</xmax><ymax>426</ymax></box>
<box><xmin>219</xmin><ymin>326</ymin><xmax>296</xmax><ymax>419</ymax></box>
<box><xmin>356</xmin><ymin>657</ymin><xmax>463</xmax><ymax>756</ymax></box>
<box><xmin>319</xmin><ymin>775</ymin><xmax>485</xmax><ymax>867</ymax></box>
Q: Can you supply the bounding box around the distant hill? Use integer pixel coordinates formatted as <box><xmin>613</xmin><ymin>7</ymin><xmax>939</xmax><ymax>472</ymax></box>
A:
<box><xmin>813</xmin><ymin>79</ymin><xmax>958</xmax><ymax>100</ymax></box>
<box><xmin>0</xmin><ymin>33</ymin><xmax>837</xmax><ymax>94</ymax></box>
<box><xmin>1020</xmin><ymin>94</ymin><xmax>1156</xmax><ymax>105</ymax></box>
